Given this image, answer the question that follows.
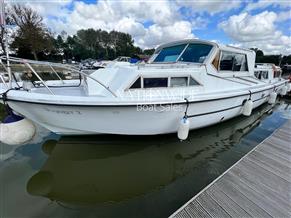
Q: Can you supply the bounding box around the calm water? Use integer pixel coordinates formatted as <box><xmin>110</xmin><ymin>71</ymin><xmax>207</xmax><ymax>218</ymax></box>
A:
<box><xmin>0</xmin><ymin>100</ymin><xmax>291</xmax><ymax>218</ymax></box>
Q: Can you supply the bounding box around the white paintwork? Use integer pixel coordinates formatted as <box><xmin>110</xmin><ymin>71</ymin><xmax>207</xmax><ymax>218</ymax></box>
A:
<box><xmin>0</xmin><ymin>39</ymin><xmax>288</xmax><ymax>135</ymax></box>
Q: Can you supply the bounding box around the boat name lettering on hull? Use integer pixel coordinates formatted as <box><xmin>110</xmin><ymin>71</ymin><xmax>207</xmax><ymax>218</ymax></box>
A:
<box><xmin>44</xmin><ymin>108</ymin><xmax>82</xmax><ymax>115</ymax></box>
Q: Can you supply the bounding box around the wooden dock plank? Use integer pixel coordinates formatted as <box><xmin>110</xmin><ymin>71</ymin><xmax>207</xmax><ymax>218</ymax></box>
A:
<box><xmin>185</xmin><ymin>200</ymin><xmax>211</xmax><ymax>218</ymax></box>
<box><xmin>204</xmin><ymin>188</ymin><xmax>251</xmax><ymax>217</ymax></box>
<box><xmin>255</xmin><ymin>149</ymin><xmax>290</xmax><ymax>166</ymax></box>
<box><xmin>227</xmin><ymin>171</ymin><xmax>291</xmax><ymax>214</ymax></box>
<box><xmin>229</xmin><ymin>162</ymin><xmax>291</xmax><ymax>206</ymax></box>
<box><xmin>173</xmin><ymin>210</ymin><xmax>191</xmax><ymax>218</ymax></box>
<box><xmin>255</xmin><ymin>145</ymin><xmax>290</xmax><ymax>161</ymax></box>
<box><xmin>196</xmin><ymin>192</ymin><xmax>231</xmax><ymax>218</ymax></box>
<box><xmin>171</xmin><ymin>120</ymin><xmax>291</xmax><ymax>218</ymax></box>
<box><xmin>223</xmin><ymin>173</ymin><xmax>288</xmax><ymax>217</ymax></box>
<box><xmin>246</xmin><ymin>152</ymin><xmax>291</xmax><ymax>182</ymax></box>
<box><xmin>214</xmin><ymin>178</ymin><xmax>272</xmax><ymax>218</ymax></box>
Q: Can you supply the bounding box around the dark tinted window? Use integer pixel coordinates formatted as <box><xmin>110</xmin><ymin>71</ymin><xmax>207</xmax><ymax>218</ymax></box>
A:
<box><xmin>220</xmin><ymin>52</ymin><xmax>233</xmax><ymax>71</ymax></box>
<box><xmin>171</xmin><ymin>77</ymin><xmax>188</xmax><ymax>87</ymax></box>
<box><xmin>233</xmin><ymin>53</ymin><xmax>248</xmax><ymax>71</ymax></box>
<box><xmin>220</xmin><ymin>51</ymin><xmax>248</xmax><ymax>71</ymax></box>
<box><xmin>179</xmin><ymin>44</ymin><xmax>213</xmax><ymax>63</ymax></box>
<box><xmin>144</xmin><ymin>78</ymin><xmax>168</xmax><ymax>88</ymax></box>
<box><xmin>153</xmin><ymin>44</ymin><xmax>186</xmax><ymax>62</ymax></box>
<box><xmin>262</xmin><ymin>71</ymin><xmax>268</xmax><ymax>79</ymax></box>
<box><xmin>189</xmin><ymin>77</ymin><xmax>200</xmax><ymax>86</ymax></box>
<box><xmin>130</xmin><ymin>77</ymin><xmax>141</xmax><ymax>89</ymax></box>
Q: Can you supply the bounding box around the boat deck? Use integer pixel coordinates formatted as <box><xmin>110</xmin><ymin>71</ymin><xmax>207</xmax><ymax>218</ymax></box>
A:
<box><xmin>170</xmin><ymin>119</ymin><xmax>291</xmax><ymax>218</ymax></box>
<box><xmin>30</xmin><ymin>85</ymin><xmax>87</xmax><ymax>96</ymax></box>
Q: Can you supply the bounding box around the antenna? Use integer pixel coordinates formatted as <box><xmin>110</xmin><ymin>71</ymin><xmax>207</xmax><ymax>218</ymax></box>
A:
<box><xmin>0</xmin><ymin>0</ymin><xmax>12</xmax><ymax>88</ymax></box>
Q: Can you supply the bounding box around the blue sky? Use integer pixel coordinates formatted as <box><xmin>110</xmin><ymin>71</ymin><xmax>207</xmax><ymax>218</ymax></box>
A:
<box><xmin>26</xmin><ymin>0</ymin><xmax>291</xmax><ymax>54</ymax></box>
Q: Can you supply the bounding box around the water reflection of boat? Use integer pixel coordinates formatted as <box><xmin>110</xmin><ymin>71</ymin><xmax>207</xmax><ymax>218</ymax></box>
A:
<box><xmin>26</xmin><ymin>104</ymin><xmax>273</xmax><ymax>205</ymax></box>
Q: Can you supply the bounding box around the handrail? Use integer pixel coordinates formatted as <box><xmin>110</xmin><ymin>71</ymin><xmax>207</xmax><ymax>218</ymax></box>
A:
<box><xmin>0</xmin><ymin>60</ymin><xmax>9</xmax><ymax>88</ymax></box>
<box><xmin>0</xmin><ymin>56</ymin><xmax>117</xmax><ymax>97</ymax></box>
<box><xmin>49</xmin><ymin>65</ymin><xmax>64</xmax><ymax>84</ymax></box>
<box><xmin>24</xmin><ymin>62</ymin><xmax>54</xmax><ymax>95</ymax></box>
<box><xmin>0</xmin><ymin>74</ymin><xmax>8</xmax><ymax>88</ymax></box>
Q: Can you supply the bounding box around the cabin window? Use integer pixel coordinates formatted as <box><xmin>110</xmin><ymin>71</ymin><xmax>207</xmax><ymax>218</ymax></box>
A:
<box><xmin>144</xmin><ymin>78</ymin><xmax>168</xmax><ymax>88</ymax></box>
<box><xmin>220</xmin><ymin>52</ymin><xmax>233</xmax><ymax>71</ymax></box>
<box><xmin>129</xmin><ymin>76</ymin><xmax>200</xmax><ymax>89</ymax></box>
<box><xmin>262</xmin><ymin>71</ymin><xmax>268</xmax><ymax>79</ymax></box>
<box><xmin>153</xmin><ymin>44</ymin><xmax>186</xmax><ymax>62</ymax></box>
<box><xmin>254</xmin><ymin>71</ymin><xmax>261</xmax><ymax>79</ymax></box>
<box><xmin>178</xmin><ymin>44</ymin><xmax>213</xmax><ymax>63</ymax></box>
<box><xmin>170</xmin><ymin>76</ymin><xmax>200</xmax><ymax>87</ymax></box>
<box><xmin>233</xmin><ymin>53</ymin><xmax>248</xmax><ymax>71</ymax></box>
<box><xmin>129</xmin><ymin>77</ymin><xmax>141</xmax><ymax>89</ymax></box>
<box><xmin>171</xmin><ymin>77</ymin><xmax>188</xmax><ymax>87</ymax></box>
<box><xmin>219</xmin><ymin>51</ymin><xmax>248</xmax><ymax>72</ymax></box>
<box><xmin>254</xmin><ymin>70</ymin><xmax>268</xmax><ymax>80</ymax></box>
<box><xmin>189</xmin><ymin>77</ymin><xmax>200</xmax><ymax>86</ymax></box>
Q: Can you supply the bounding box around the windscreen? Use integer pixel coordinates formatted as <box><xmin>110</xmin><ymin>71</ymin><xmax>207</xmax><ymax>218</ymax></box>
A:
<box><xmin>153</xmin><ymin>43</ymin><xmax>212</xmax><ymax>63</ymax></box>
<box><xmin>153</xmin><ymin>44</ymin><xmax>187</xmax><ymax>62</ymax></box>
<box><xmin>178</xmin><ymin>44</ymin><xmax>213</xmax><ymax>63</ymax></box>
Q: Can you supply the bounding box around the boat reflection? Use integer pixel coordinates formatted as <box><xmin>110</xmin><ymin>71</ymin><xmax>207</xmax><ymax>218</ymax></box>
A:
<box><xmin>26</xmin><ymin>104</ymin><xmax>274</xmax><ymax>206</ymax></box>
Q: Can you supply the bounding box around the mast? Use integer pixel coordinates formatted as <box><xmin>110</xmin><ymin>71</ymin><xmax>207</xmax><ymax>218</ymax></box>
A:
<box><xmin>0</xmin><ymin>0</ymin><xmax>12</xmax><ymax>88</ymax></box>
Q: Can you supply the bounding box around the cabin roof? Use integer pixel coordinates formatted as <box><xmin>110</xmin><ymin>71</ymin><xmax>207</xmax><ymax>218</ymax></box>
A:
<box><xmin>155</xmin><ymin>38</ymin><xmax>254</xmax><ymax>55</ymax></box>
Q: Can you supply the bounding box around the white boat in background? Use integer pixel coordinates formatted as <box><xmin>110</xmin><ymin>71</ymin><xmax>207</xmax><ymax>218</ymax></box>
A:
<box><xmin>91</xmin><ymin>56</ymin><xmax>133</xmax><ymax>69</ymax></box>
<box><xmin>0</xmin><ymin>39</ymin><xmax>289</xmax><ymax>136</ymax></box>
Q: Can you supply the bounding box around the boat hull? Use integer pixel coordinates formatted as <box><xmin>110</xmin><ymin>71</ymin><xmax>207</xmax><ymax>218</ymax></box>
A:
<box><xmin>4</xmin><ymin>85</ymin><xmax>283</xmax><ymax>135</ymax></box>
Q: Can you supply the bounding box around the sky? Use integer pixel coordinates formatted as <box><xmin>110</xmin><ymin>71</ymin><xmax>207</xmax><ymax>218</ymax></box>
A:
<box><xmin>12</xmin><ymin>0</ymin><xmax>291</xmax><ymax>55</ymax></box>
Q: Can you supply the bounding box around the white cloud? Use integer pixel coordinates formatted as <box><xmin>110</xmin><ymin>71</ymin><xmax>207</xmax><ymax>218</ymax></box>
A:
<box><xmin>219</xmin><ymin>11</ymin><xmax>291</xmax><ymax>55</ymax></box>
<box><xmin>23</xmin><ymin>0</ymin><xmax>73</xmax><ymax>18</ymax></box>
<box><xmin>245</xmin><ymin>0</ymin><xmax>290</xmax><ymax>11</ymax></box>
<box><xmin>219</xmin><ymin>11</ymin><xmax>279</xmax><ymax>42</ymax></box>
<box><xmin>277</xmin><ymin>10</ymin><xmax>291</xmax><ymax>22</ymax></box>
<box><xmin>137</xmin><ymin>21</ymin><xmax>195</xmax><ymax>48</ymax></box>
<box><xmin>176</xmin><ymin>0</ymin><xmax>242</xmax><ymax>15</ymax></box>
<box><xmin>40</xmin><ymin>0</ymin><xmax>196</xmax><ymax>48</ymax></box>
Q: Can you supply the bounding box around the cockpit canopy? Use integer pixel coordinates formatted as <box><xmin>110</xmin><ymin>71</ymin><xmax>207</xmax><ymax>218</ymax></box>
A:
<box><xmin>150</xmin><ymin>43</ymin><xmax>213</xmax><ymax>63</ymax></box>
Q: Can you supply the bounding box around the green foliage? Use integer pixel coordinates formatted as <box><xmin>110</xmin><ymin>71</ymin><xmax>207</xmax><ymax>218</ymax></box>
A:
<box><xmin>143</xmin><ymin>49</ymin><xmax>155</xmax><ymax>55</ymax></box>
<box><xmin>10</xmin><ymin>4</ymin><xmax>54</xmax><ymax>60</ymax></box>
<box><xmin>251</xmin><ymin>48</ymin><xmax>291</xmax><ymax>66</ymax></box>
<box><xmin>59</xmin><ymin>29</ymin><xmax>143</xmax><ymax>61</ymax></box>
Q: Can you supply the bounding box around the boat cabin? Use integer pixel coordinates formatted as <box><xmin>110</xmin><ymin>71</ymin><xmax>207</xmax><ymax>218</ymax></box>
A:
<box><xmin>254</xmin><ymin>63</ymin><xmax>282</xmax><ymax>82</ymax></box>
<box><xmin>87</xmin><ymin>39</ymin><xmax>257</xmax><ymax>96</ymax></box>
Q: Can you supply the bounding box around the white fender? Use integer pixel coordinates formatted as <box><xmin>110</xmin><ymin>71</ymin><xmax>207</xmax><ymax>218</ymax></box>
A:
<box><xmin>268</xmin><ymin>92</ymin><xmax>277</xmax><ymax>104</ymax></box>
<box><xmin>0</xmin><ymin>118</ymin><xmax>36</xmax><ymax>145</ymax></box>
<box><xmin>242</xmin><ymin>100</ymin><xmax>253</xmax><ymax>116</ymax></box>
<box><xmin>178</xmin><ymin>118</ymin><xmax>190</xmax><ymax>140</ymax></box>
<box><xmin>287</xmin><ymin>83</ymin><xmax>291</xmax><ymax>92</ymax></box>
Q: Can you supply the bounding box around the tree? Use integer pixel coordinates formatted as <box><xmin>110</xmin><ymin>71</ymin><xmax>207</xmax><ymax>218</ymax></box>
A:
<box><xmin>0</xmin><ymin>5</ymin><xmax>13</xmax><ymax>55</ymax></box>
<box><xmin>10</xmin><ymin>4</ymin><xmax>54</xmax><ymax>60</ymax></box>
<box><xmin>143</xmin><ymin>48</ymin><xmax>155</xmax><ymax>55</ymax></box>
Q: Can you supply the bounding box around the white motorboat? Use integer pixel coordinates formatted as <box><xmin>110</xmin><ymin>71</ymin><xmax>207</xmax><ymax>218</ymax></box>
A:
<box><xmin>91</xmin><ymin>56</ymin><xmax>133</xmax><ymax>69</ymax></box>
<box><xmin>0</xmin><ymin>39</ymin><xmax>289</xmax><ymax>136</ymax></box>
